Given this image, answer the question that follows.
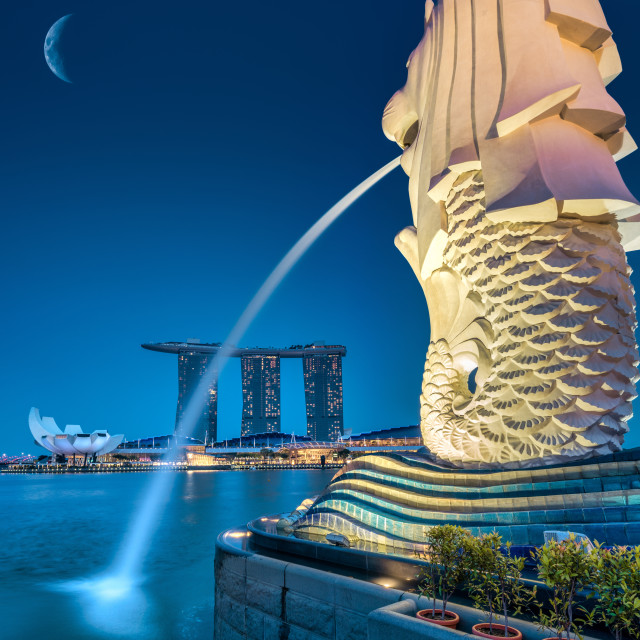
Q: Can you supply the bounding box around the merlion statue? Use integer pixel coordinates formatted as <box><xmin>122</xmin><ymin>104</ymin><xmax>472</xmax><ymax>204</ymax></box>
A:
<box><xmin>384</xmin><ymin>0</ymin><xmax>640</xmax><ymax>468</ymax></box>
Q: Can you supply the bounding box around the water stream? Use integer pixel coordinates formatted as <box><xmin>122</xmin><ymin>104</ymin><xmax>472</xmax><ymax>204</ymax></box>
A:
<box><xmin>63</xmin><ymin>155</ymin><xmax>401</xmax><ymax>622</ymax></box>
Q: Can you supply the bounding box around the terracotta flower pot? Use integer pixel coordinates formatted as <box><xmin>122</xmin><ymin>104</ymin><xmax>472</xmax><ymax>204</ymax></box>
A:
<box><xmin>472</xmin><ymin>623</ymin><xmax>523</xmax><ymax>639</ymax></box>
<box><xmin>416</xmin><ymin>609</ymin><xmax>460</xmax><ymax>628</ymax></box>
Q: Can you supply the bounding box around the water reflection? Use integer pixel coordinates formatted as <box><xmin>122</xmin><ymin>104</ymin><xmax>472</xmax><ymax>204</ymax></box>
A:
<box><xmin>0</xmin><ymin>469</ymin><xmax>335</xmax><ymax>639</ymax></box>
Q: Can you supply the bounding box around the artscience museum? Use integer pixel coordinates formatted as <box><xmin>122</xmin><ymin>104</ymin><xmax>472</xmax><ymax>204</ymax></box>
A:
<box><xmin>28</xmin><ymin>407</ymin><xmax>124</xmax><ymax>462</ymax></box>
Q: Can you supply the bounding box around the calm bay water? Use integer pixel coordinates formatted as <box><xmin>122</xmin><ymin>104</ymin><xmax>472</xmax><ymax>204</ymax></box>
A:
<box><xmin>0</xmin><ymin>469</ymin><xmax>335</xmax><ymax>640</ymax></box>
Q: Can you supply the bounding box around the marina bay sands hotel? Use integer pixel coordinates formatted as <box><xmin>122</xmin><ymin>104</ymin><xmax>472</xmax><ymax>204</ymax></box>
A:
<box><xmin>142</xmin><ymin>341</ymin><xmax>346</xmax><ymax>443</ymax></box>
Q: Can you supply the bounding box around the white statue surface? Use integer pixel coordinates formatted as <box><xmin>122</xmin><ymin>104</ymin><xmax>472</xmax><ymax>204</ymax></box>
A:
<box><xmin>384</xmin><ymin>0</ymin><xmax>640</xmax><ymax>468</ymax></box>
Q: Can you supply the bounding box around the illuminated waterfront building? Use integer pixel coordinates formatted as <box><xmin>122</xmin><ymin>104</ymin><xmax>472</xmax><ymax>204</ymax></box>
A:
<box><xmin>28</xmin><ymin>407</ymin><xmax>124</xmax><ymax>463</ymax></box>
<box><xmin>142</xmin><ymin>341</ymin><xmax>346</xmax><ymax>440</ymax></box>
<box><xmin>241</xmin><ymin>354</ymin><xmax>281</xmax><ymax>435</ymax></box>
<box><xmin>303</xmin><ymin>348</ymin><xmax>344</xmax><ymax>441</ymax></box>
<box><xmin>100</xmin><ymin>426</ymin><xmax>422</xmax><ymax>467</ymax></box>
<box><xmin>345</xmin><ymin>425</ymin><xmax>421</xmax><ymax>447</ymax></box>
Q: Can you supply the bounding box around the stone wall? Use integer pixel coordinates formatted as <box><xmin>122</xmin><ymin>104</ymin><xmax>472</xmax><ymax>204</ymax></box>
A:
<box><xmin>214</xmin><ymin>543</ymin><xmax>402</xmax><ymax>640</ymax></box>
<box><xmin>214</xmin><ymin>537</ymin><xmax>601</xmax><ymax>640</ymax></box>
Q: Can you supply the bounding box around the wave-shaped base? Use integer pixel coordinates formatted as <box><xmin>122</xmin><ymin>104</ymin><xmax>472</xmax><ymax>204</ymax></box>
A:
<box><xmin>293</xmin><ymin>449</ymin><xmax>640</xmax><ymax>548</ymax></box>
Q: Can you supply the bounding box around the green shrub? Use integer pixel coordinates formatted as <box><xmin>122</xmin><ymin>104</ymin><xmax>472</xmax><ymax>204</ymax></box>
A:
<box><xmin>466</xmin><ymin>532</ymin><xmax>533</xmax><ymax>636</ymax></box>
<box><xmin>590</xmin><ymin>544</ymin><xmax>640</xmax><ymax>640</ymax></box>
<box><xmin>418</xmin><ymin>525</ymin><xmax>473</xmax><ymax>620</ymax></box>
<box><xmin>535</xmin><ymin>534</ymin><xmax>593</xmax><ymax>640</ymax></box>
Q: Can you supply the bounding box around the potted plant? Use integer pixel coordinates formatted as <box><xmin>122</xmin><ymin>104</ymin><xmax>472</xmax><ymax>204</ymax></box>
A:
<box><xmin>535</xmin><ymin>534</ymin><xmax>593</xmax><ymax>640</ymax></box>
<box><xmin>590</xmin><ymin>543</ymin><xmax>640</xmax><ymax>640</ymax></box>
<box><xmin>467</xmin><ymin>532</ymin><xmax>532</xmax><ymax>639</ymax></box>
<box><xmin>416</xmin><ymin>524</ymin><xmax>473</xmax><ymax>629</ymax></box>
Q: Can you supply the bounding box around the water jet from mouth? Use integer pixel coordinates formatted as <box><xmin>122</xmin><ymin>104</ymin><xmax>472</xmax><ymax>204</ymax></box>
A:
<box><xmin>81</xmin><ymin>155</ymin><xmax>402</xmax><ymax>609</ymax></box>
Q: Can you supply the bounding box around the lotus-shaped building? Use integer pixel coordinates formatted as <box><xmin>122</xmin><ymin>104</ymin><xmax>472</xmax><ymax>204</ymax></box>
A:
<box><xmin>29</xmin><ymin>407</ymin><xmax>124</xmax><ymax>459</ymax></box>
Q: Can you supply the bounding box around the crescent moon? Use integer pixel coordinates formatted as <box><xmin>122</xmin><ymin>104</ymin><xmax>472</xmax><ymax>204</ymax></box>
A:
<box><xmin>44</xmin><ymin>15</ymin><xmax>73</xmax><ymax>83</ymax></box>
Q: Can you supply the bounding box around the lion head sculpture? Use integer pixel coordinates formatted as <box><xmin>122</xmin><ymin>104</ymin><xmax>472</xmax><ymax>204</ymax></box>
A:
<box><xmin>383</xmin><ymin>0</ymin><xmax>640</xmax><ymax>468</ymax></box>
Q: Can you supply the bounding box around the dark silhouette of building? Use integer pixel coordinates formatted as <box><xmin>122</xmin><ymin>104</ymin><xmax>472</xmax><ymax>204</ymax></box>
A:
<box><xmin>241</xmin><ymin>354</ymin><xmax>281</xmax><ymax>435</ymax></box>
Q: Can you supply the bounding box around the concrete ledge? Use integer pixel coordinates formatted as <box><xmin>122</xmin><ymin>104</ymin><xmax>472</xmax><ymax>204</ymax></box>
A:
<box><xmin>285</xmin><ymin>562</ymin><xmax>337</xmax><ymax>604</ymax></box>
<box><xmin>368</xmin><ymin>600</ymin><xmax>474</xmax><ymax>639</ymax></box>
<box><xmin>334</xmin><ymin>577</ymin><xmax>402</xmax><ymax>614</ymax></box>
<box><xmin>380</xmin><ymin>595</ymin><xmax>603</xmax><ymax>640</ymax></box>
<box><xmin>247</xmin><ymin>554</ymin><xmax>287</xmax><ymax>586</ymax></box>
<box><xmin>214</xmin><ymin>531</ymin><xmax>605</xmax><ymax>640</ymax></box>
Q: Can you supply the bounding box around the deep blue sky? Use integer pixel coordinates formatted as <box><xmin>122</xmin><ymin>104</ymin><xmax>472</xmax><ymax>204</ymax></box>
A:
<box><xmin>2</xmin><ymin>1</ymin><xmax>640</xmax><ymax>453</ymax></box>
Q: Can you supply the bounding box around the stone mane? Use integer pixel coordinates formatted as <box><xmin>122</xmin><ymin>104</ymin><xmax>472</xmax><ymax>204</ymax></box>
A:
<box><xmin>384</xmin><ymin>0</ymin><xmax>640</xmax><ymax>468</ymax></box>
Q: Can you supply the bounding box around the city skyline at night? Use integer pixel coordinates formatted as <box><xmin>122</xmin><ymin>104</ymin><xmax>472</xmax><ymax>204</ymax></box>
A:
<box><xmin>143</xmin><ymin>341</ymin><xmax>346</xmax><ymax>441</ymax></box>
<box><xmin>6</xmin><ymin>3</ymin><xmax>640</xmax><ymax>640</ymax></box>
<box><xmin>2</xmin><ymin>1</ymin><xmax>640</xmax><ymax>454</ymax></box>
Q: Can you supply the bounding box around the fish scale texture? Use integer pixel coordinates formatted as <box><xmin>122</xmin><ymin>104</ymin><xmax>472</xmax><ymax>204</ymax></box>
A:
<box><xmin>421</xmin><ymin>170</ymin><xmax>639</xmax><ymax>468</ymax></box>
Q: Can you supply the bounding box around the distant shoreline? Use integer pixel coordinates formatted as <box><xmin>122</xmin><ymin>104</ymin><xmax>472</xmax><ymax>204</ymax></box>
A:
<box><xmin>0</xmin><ymin>463</ymin><xmax>342</xmax><ymax>474</ymax></box>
